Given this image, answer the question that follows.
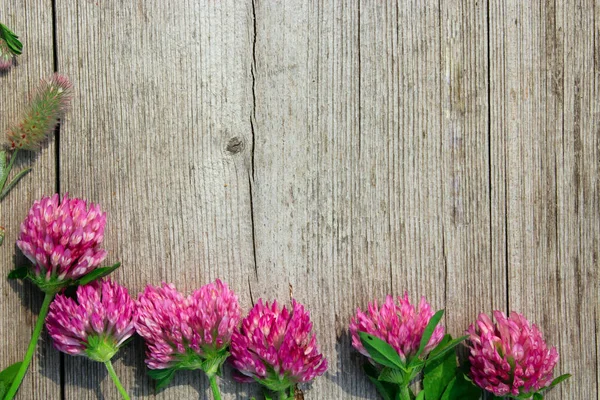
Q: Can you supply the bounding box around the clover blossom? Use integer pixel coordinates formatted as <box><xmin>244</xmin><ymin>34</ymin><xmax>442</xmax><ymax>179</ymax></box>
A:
<box><xmin>46</xmin><ymin>278</ymin><xmax>136</xmax><ymax>360</ymax></box>
<box><xmin>230</xmin><ymin>299</ymin><xmax>328</xmax><ymax>398</ymax></box>
<box><xmin>45</xmin><ymin>279</ymin><xmax>134</xmax><ymax>399</ymax></box>
<box><xmin>466</xmin><ymin>311</ymin><xmax>561</xmax><ymax>397</ymax></box>
<box><xmin>349</xmin><ymin>293</ymin><xmax>444</xmax><ymax>364</ymax></box>
<box><xmin>136</xmin><ymin>280</ymin><xmax>240</xmax><ymax>398</ymax></box>
<box><xmin>16</xmin><ymin>193</ymin><xmax>107</xmax><ymax>290</ymax></box>
<box><xmin>4</xmin><ymin>194</ymin><xmax>117</xmax><ymax>400</ymax></box>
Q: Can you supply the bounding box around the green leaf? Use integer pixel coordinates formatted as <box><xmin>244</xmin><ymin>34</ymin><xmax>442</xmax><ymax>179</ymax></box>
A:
<box><xmin>440</xmin><ymin>372</ymin><xmax>482</xmax><ymax>400</ymax></box>
<box><xmin>0</xmin><ymin>361</ymin><xmax>23</xmax><ymax>398</ymax></box>
<box><xmin>359</xmin><ymin>331</ymin><xmax>406</xmax><ymax>370</ymax></box>
<box><xmin>0</xmin><ymin>24</ymin><xmax>23</xmax><ymax>55</ymax></box>
<box><xmin>0</xmin><ymin>150</ymin><xmax>19</xmax><ymax>194</ymax></box>
<box><xmin>378</xmin><ymin>367</ymin><xmax>405</xmax><ymax>385</ymax></box>
<box><xmin>147</xmin><ymin>367</ymin><xmax>177</xmax><ymax>392</ymax></box>
<box><xmin>363</xmin><ymin>361</ymin><xmax>381</xmax><ymax>379</ymax></box>
<box><xmin>7</xmin><ymin>266</ymin><xmax>28</xmax><ymax>280</ymax></box>
<box><xmin>423</xmin><ymin>335</ymin><xmax>456</xmax><ymax>400</ymax></box>
<box><xmin>0</xmin><ymin>168</ymin><xmax>32</xmax><ymax>201</ymax></box>
<box><xmin>424</xmin><ymin>335</ymin><xmax>468</xmax><ymax>367</ymax></box>
<box><xmin>533</xmin><ymin>393</ymin><xmax>543</xmax><ymax>400</ymax></box>
<box><xmin>397</xmin><ymin>386</ymin><xmax>414</xmax><ymax>400</ymax></box>
<box><xmin>410</xmin><ymin>309</ymin><xmax>444</xmax><ymax>365</ymax></box>
<box><xmin>0</xmin><ymin>362</ymin><xmax>22</xmax><ymax>383</ymax></box>
<box><xmin>364</xmin><ymin>363</ymin><xmax>396</xmax><ymax>400</ymax></box>
<box><xmin>263</xmin><ymin>391</ymin><xmax>273</xmax><ymax>400</ymax></box>
<box><xmin>257</xmin><ymin>374</ymin><xmax>293</xmax><ymax>393</ymax></box>
<box><xmin>200</xmin><ymin>351</ymin><xmax>230</xmax><ymax>377</ymax></box>
<box><xmin>547</xmin><ymin>373</ymin><xmax>571</xmax><ymax>389</ymax></box>
<box><xmin>146</xmin><ymin>367</ymin><xmax>174</xmax><ymax>380</ymax></box>
<box><xmin>0</xmin><ymin>151</ymin><xmax>7</xmax><ymax>182</ymax></box>
<box><xmin>369</xmin><ymin>385</ymin><xmax>393</xmax><ymax>400</ymax></box>
<box><xmin>415</xmin><ymin>391</ymin><xmax>425</xmax><ymax>400</ymax></box>
<box><xmin>76</xmin><ymin>262</ymin><xmax>121</xmax><ymax>285</ymax></box>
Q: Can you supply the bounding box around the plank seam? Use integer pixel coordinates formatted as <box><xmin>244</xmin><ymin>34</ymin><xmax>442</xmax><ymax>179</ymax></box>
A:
<box><xmin>596</xmin><ymin>308</ymin><xmax>599</xmax><ymax>398</ymax></box>
<box><xmin>596</xmin><ymin>6</ymin><xmax>600</xmax><ymax>396</ymax></box>
<box><xmin>248</xmin><ymin>0</ymin><xmax>258</xmax><ymax>283</ymax></box>
<box><xmin>250</xmin><ymin>0</ymin><xmax>257</xmax><ymax>180</ymax></box>
<box><xmin>502</xmin><ymin>2</ymin><xmax>510</xmax><ymax>315</ymax></box>
<box><xmin>357</xmin><ymin>0</ymin><xmax>361</xmax><ymax>156</ymax></box>
<box><xmin>50</xmin><ymin>0</ymin><xmax>65</xmax><ymax>398</ymax></box>
<box><xmin>248</xmin><ymin>172</ymin><xmax>258</xmax><ymax>279</ymax></box>
<box><xmin>437</xmin><ymin>0</ymin><xmax>445</xmax><ymax>311</ymax></box>
<box><xmin>486</xmin><ymin>0</ymin><xmax>494</xmax><ymax>316</ymax></box>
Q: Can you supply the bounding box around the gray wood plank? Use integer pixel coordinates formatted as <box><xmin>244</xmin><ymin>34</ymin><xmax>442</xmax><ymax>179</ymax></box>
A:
<box><xmin>555</xmin><ymin>2</ymin><xmax>599</xmax><ymax>398</ymax></box>
<box><xmin>439</xmin><ymin>1</ymin><xmax>501</xmax><ymax>334</ymax></box>
<box><xmin>56</xmin><ymin>0</ymin><xmax>256</xmax><ymax>398</ymax></box>
<box><xmin>0</xmin><ymin>2</ymin><xmax>61</xmax><ymax>399</ymax></box>
<box><xmin>491</xmin><ymin>1</ymin><xmax>598</xmax><ymax>399</ymax></box>
<box><xmin>250</xmin><ymin>1</ymin><xmax>369</xmax><ymax>397</ymax></box>
<box><xmin>250</xmin><ymin>0</ymin><xmax>495</xmax><ymax>398</ymax></box>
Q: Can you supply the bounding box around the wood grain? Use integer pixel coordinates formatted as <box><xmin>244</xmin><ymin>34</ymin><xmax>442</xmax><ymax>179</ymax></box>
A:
<box><xmin>56</xmin><ymin>0</ymin><xmax>256</xmax><ymax>398</ymax></box>
<box><xmin>250</xmin><ymin>1</ymin><xmax>369</xmax><ymax>397</ymax></box>
<box><xmin>2</xmin><ymin>0</ymin><xmax>590</xmax><ymax>399</ymax></box>
<box><xmin>250</xmin><ymin>0</ymin><xmax>498</xmax><ymax>398</ymax></box>
<box><xmin>490</xmin><ymin>1</ymin><xmax>598</xmax><ymax>399</ymax></box>
<box><xmin>440</xmin><ymin>0</ymin><xmax>502</xmax><ymax>335</ymax></box>
<box><xmin>0</xmin><ymin>2</ymin><xmax>61</xmax><ymax>399</ymax></box>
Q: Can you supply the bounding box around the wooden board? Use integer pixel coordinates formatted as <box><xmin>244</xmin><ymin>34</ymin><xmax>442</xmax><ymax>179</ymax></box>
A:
<box><xmin>55</xmin><ymin>0</ymin><xmax>256</xmax><ymax>398</ymax></box>
<box><xmin>248</xmin><ymin>0</ymin><xmax>496</xmax><ymax>397</ymax></box>
<box><xmin>0</xmin><ymin>2</ymin><xmax>61</xmax><ymax>399</ymax></box>
<box><xmin>490</xmin><ymin>1</ymin><xmax>598</xmax><ymax>399</ymax></box>
<box><xmin>0</xmin><ymin>0</ymin><xmax>587</xmax><ymax>399</ymax></box>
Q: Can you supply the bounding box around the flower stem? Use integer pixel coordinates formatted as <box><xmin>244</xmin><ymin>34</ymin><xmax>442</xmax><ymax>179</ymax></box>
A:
<box><xmin>4</xmin><ymin>291</ymin><xmax>54</xmax><ymax>400</ymax></box>
<box><xmin>104</xmin><ymin>359</ymin><xmax>131</xmax><ymax>400</ymax></box>
<box><xmin>207</xmin><ymin>374</ymin><xmax>222</xmax><ymax>400</ymax></box>
<box><xmin>278</xmin><ymin>391</ymin><xmax>288</xmax><ymax>400</ymax></box>
<box><xmin>398</xmin><ymin>385</ymin><xmax>413</xmax><ymax>400</ymax></box>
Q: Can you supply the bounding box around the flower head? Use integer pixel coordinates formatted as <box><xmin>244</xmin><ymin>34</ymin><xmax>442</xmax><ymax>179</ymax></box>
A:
<box><xmin>466</xmin><ymin>311</ymin><xmax>559</xmax><ymax>397</ymax></box>
<box><xmin>0</xmin><ymin>40</ymin><xmax>13</xmax><ymax>70</ymax></box>
<box><xmin>135</xmin><ymin>279</ymin><xmax>240</xmax><ymax>375</ymax></box>
<box><xmin>230</xmin><ymin>299</ymin><xmax>328</xmax><ymax>392</ymax></box>
<box><xmin>6</xmin><ymin>74</ymin><xmax>72</xmax><ymax>150</ymax></box>
<box><xmin>45</xmin><ymin>279</ymin><xmax>136</xmax><ymax>362</ymax></box>
<box><xmin>349</xmin><ymin>293</ymin><xmax>444</xmax><ymax>364</ymax></box>
<box><xmin>17</xmin><ymin>193</ymin><xmax>107</xmax><ymax>289</ymax></box>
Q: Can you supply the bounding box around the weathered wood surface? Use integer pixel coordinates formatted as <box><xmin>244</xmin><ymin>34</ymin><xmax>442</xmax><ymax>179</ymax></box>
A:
<box><xmin>0</xmin><ymin>0</ymin><xmax>596</xmax><ymax>399</ymax></box>
<box><xmin>491</xmin><ymin>1</ymin><xmax>599</xmax><ymax>398</ymax></box>
<box><xmin>0</xmin><ymin>3</ymin><xmax>61</xmax><ymax>399</ymax></box>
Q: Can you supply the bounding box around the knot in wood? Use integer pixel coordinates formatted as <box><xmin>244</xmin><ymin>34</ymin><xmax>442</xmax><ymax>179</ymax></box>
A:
<box><xmin>226</xmin><ymin>137</ymin><xmax>244</xmax><ymax>154</ymax></box>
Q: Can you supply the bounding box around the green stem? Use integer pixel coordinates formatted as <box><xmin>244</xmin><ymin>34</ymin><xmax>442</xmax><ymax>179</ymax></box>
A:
<box><xmin>398</xmin><ymin>385</ymin><xmax>413</xmax><ymax>400</ymax></box>
<box><xmin>207</xmin><ymin>374</ymin><xmax>222</xmax><ymax>400</ymax></box>
<box><xmin>4</xmin><ymin>291</ymin><xmax>54</xmax><ymax>400</ymax></box>
<box><xmin>104</xmin><ymin>360</ymin><xmax>130</xmax><ymax>400</ymax></box>
<box><xmin>278</xmin><ymin>391</ymin><xmax>288</xmax><ymax>400</ymax></box>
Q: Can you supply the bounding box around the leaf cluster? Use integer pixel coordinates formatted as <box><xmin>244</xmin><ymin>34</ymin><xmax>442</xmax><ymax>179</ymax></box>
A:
<box><xmin>0</xmin><ymin>24</ymin><xmax>22</xmax><ymax>56</ymax></box>
<box><xmin>359</xmin><ymin>309</ymin><xmax>480</xmax><ymax>400</ymax></box>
